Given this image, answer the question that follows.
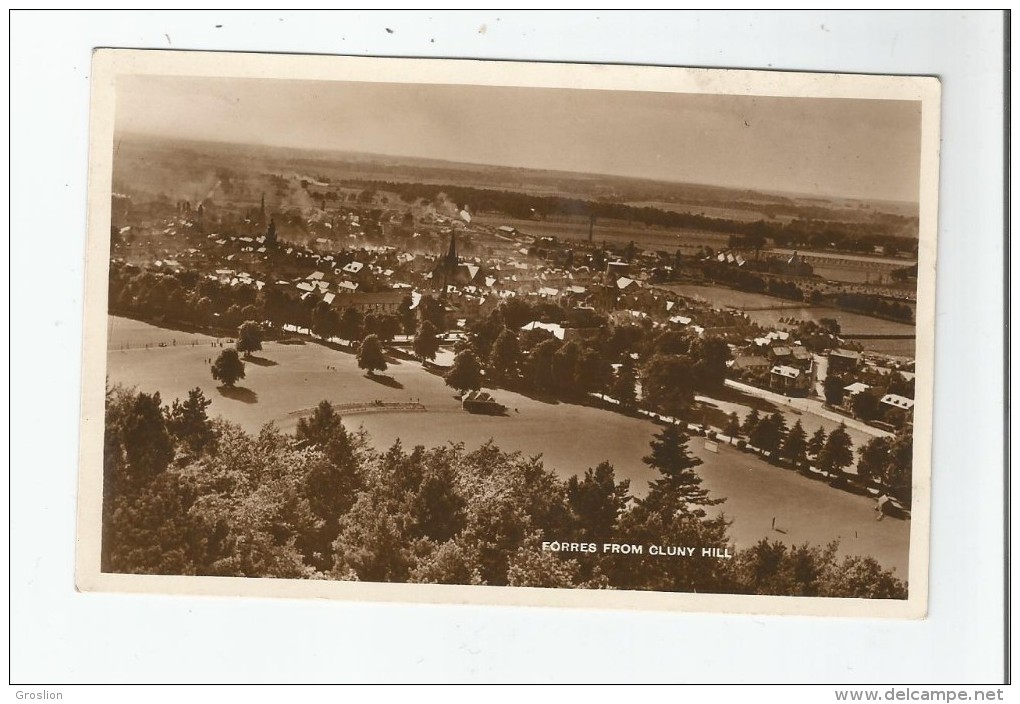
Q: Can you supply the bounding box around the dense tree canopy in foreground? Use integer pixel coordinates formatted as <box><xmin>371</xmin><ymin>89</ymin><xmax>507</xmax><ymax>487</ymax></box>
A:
<box><xmin>101</xmin><ymin>386</ymin><xmax>907</xmax><ymax>599</ymax></box>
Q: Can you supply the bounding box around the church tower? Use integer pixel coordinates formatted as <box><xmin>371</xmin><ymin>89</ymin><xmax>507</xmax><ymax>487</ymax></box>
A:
<box><xmin>435</xmin><ymin>231</ymin><xmax>459</xmax><ymax>293</ymax></box>
<box><xmin>445</xmin><ymin>230</ymin><xmax>458</xmax><ymax>268</ymax></box>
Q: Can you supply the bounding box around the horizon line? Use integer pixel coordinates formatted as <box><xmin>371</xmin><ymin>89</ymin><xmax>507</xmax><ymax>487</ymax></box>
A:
<box><xmin>114</xmin><ymin>129</ymin><xmax>922</xmax><ymax>209</ymax></box>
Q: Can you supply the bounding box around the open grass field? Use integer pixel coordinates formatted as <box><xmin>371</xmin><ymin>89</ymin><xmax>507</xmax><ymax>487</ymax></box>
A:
<box><xmin>624</xmin><ymin>200</ymin><xmax>780</xmax><ymax>223</ymax></box>
<box><xmin>105</xmin><ymin>316</ymin><xmax>910</xmax><ymax>575</ymax></box>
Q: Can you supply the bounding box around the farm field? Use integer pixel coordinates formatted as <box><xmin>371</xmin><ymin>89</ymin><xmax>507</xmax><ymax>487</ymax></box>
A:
<box><xmin>811</xmin><ymin>265</ymin><xmax>899</xmax><ymax>285</ymax></box>
<box><xmin>623</xmin><ymin>200</ymin><xmax>780</xmax><ymax>223</ymax></box>
<box><xmin>770</xmin><ymin>248</ymin><xmax>916</xmax><ymax>267</ymax></box>
<box><xmin>105</xmin><ymin>316</ymin><xmax>910</xmax><ymax>576</ymax></box>
<box><xmin>472</xmin><ymin>213</ymin><xmax>732</xmax><ymax>253</ymax></box>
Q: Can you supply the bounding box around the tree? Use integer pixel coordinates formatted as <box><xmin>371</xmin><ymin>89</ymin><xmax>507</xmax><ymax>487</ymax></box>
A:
<box><xmin>299</xmin><ymin>408</ymin><xmax>365</xmax><ymax>570</ymax></box>
<box><xmin>296</xmin><ymin>400</ymin><xmax>344</xmax><ymax>446</ymax></box>
<box><xmin>819</xmin><ymin>423</ymin><xmax>854</xmax><ymax>475</ymax></box>
<box><xmin>819</xmin><ymin>554</ymin><xmax>907</xmax><ymax>599</ymax></box>
<box><xmin>240</xmin><ymin>304</ymin><xmax>260</xmax><ymax>323</ymax></box>
<box><xmin>410</xmin><ymin>540</ymin><xmax>485</xmax><ymax>586</ymax></box>
<box><xmin>312</xmin><ymin>303</ymin><xmax>339</xmax><ymax>341</ymax></box>
<box><xmin>398</xmin><ymin>294</ymin><xmax>416</xmax><ymax>334</ymax></box>
<box><xmin>488</xmin><ymin>328</ymin><xmax>523</xmax><ymax>383</ymax></box>
<box><xmin>165</xmin><ymin>387</ymin><xmax>215</xmax><ymax>454</ymax></box>
<box><xmin>823</xmin><ymin>375</ymin><xmax>846</xmax><ymax>406</ymax></box>
<box><xmin>413</xmin><ymin>319</ymin><xmax>441</xmax><ymax>362</ymax></box>
<box><xmin>498</xmin><ymin>298</ymin><xmax>534</xmax><ymax>330</ymax></box>
<box><xmin>102</xmin><ymin>469</ymin><xmax>208</xmax><ymax>575</ymax></box>
<box><xmin>640</xmin><ymin>423</ymin><xmax>723</xmax><ymax>518</ymax></box>
<box><xmin>575</xmin><ymin>349</ymin><xmax>613</xmax><ymax>394</ymax></box>
<box><xmin>445</xmin><ymin>350</ymin><xmax>482</xmax><ymax>392</ymax></box>
<box><xmin>505</xmin><ymin>545</ymin><xmax>581</xmax><ymax>589</ymax></box>
<box><xmin>362</xmin><ymin>313</ymin><xmax>380</xmax><ymax>339</ymax></box>
<box><xmin>750</xmin><ymin>412</ymin><xmax>785</xmax><ymax>457</ymax></box>
<box><xmin>781</xmin><ymin>420</ymin><xmax>808</xmax><ymax>467</ymax></box>
<box><xmin>526</xmin><ymin>338</ymin><xmax>560</xmax><ymax>391</ymax></box>
<box><xmin>724</xmin><ymin>412</ymin><xmax>741</xmax><ymax>443</ymax></box>
<box><xmin>882</xmin><ymin>429</ymin><xmax>913</xmax><ymax>504</ymax></box>
<box><xmin>566</xmin><ymin>461</ymin><xmax>631</xmax><ymax>544</ymax></box>
<box><xmin>212</xmin><ymin>349</ymin><xmax>245</xmax><ymax>388</ymax></box>
<box><xmin>742</xmin><ymin>408</ymin><xmax>762</xmax><ymax>436</ymax></box>
<box><xmin>357</xmin><ymin>334</ymin><xmax>387</xmax><ymax>376</ymax></box>
<box><xmin>410</xmin><ymin>461</ymin><xmax>467</xmax><ymax>543</ymax></box>
<box><xmin>224</xmin><ymin>304</ymin><xmax>243</xmax><ymax>328</ymax></box>
<box><xmin>416</xmin><ymin>295</ymin><xmax>446</xmax><ymax>331</ymax></box>
<box><xmin>640</xmin><ymin>354</ymin><xmax>696</xmax><ymax>418</ymax></box>
<box><xmin>551</xmin><ymin>341</ymin><xmax>581</xmax><ymax>393</ymax></box>
<box><xmin>236</xmin><ymin>321</ymin><xmax>263</xmax><ymax>358</ymax></box>
<box><xmin>610</xmin><ymin>359</ymin><xmax>637</xmax><ymax>408</ymax></box>
<box><xmin>120</xmin><ymin>391</ymin><xmax>175</xmax><ymax>480</ymax></box>
<box><xmin>857</xmin><ymin>436</ymin><xmax>892</xmax><ymax>485</ymax></box>
<box><xmin>194</xmin><ymin>296</ymin><xmax>213</xmax><ymax>324</ymax></box>
<box><xmin>690</xmin><ymin>336</ymin><xmax>731</xmax><ymax>388</ymax></box>
<box><xmin>733</xmin><ymin>538</ymin><xmax>906</xmax><ymax>598</ymax></box>
<box><xmin>339</xmin><ymin>307</ymin><xmax>363</xmax><ymax>344</ymax></box>
<box><xmin>851</xmin><ymin>390</ymin><xmax>881</xmax><ymax>422</ymax></box>
<box><xmin>807</xmin><ymin>426</ymin><xmax>827</xmax><ymax>459</ymax></box>
<box><xmin>378</xmin><ymin>314</ymin><xmax>401</xmax><ymax>344</ymax></box>
<box><xmin>652</xmin><ymin>330</ymin><xmax>691</xmax><ymax>356</ymax></box>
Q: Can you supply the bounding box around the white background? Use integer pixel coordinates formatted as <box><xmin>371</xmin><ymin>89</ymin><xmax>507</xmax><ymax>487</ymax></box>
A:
<box><xmin>8</xmin><ymin>10</ymin><xmax>1008</xmax><ymax>685</ymax></box>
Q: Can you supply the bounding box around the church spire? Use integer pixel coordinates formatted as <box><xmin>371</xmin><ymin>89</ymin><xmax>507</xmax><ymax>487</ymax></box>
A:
<box><xmin>446</xmin><ymin>230</ymin><xmax>457</xmax><ymax>265</ymax></box>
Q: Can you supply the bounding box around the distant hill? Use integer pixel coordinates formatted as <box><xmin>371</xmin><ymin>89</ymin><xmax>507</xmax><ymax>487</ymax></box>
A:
<box><xmin>111</xmin><ymin>132</ymin><xmax>919</xmax><ymax>235</ymax></box>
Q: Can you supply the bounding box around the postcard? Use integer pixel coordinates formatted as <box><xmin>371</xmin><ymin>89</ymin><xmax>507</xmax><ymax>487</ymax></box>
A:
<box><xmin>77</xmin><ymin>49</ymin><xmax>939</xmax><ymax>617</ymax></box>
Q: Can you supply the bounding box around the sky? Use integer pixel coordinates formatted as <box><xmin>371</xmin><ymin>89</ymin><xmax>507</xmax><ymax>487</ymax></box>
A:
<box><xmin>115</xmin><ymin>74</ymin><xmax>923</xmax><ymax>202</ymax></box>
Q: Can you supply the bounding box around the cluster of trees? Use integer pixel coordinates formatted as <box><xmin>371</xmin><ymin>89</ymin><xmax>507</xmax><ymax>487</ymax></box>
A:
<box><xmin>206</xmin><ymin>321</ymin><xmax>265</xmax><ymax>389</ymax></box>
<box><xmin>698</xmin><ymin>260</ymin><xmax>807</xmax><ymax>302</ymax></box>
<box><xmin>430</xmin><ymin>299</ymin><xmax>731</xmax><ymax>417</ymax></box>
<box><xmin>785</xmin><ymin>319</ymin><xmax>843</xmax><ymax>353</ymax></box>
<box><xmin>638</xmin><ymin>334</ymin><xmax>731</xmax><ymax>417</ymax></box>
<box><xmin>307</xmin><ymin>300</ymin><xmax>402</xmax><ymax>346</ymax></box>
<box><xmin>724</xmin><ymin>411</ymin><xmax>854</xmax><ymax>474</ymax></box>
<box><xmin>101</xmin><ymin>387</ymin><xmax>907</xmax><ymax>598</ymax></box>
<box><xmin>855</xmin><ymin>431</ymin><xmax>914</xmax><ymax>504</ymax></box>
<box><xmin>722</xmin><ymin>409</ymin><xmax>912</xmax><ymax>503</ymax></box>
<box><xmin>109</xmin><ymin>261</ymin><xmax>412</xmax><ymax>348</ymax></box>
<box><xmin>834</xmin><ymin>293</ymin><xmax>914</xmax><ymax>322</ymax></box>
<box><xmin>770</xmin><ymin>218</ymin><xmax>918</xmax><ymax>255</ymax></box>
<box><xmin>890</xmin><ymin>263</ymin><xmax>918</xmax><ymax>282</ymax></box>
<box><xmin>109</xmin><ymin>262</ymin><xmax>240</xmax><ymax>329</ymax></box>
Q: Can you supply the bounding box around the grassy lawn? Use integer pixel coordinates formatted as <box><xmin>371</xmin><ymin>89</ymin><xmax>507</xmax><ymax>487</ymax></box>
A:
<box><xmin>105</xmin><ymin>315</ymin><xmax>910</xmax><ymax>576</ymax></box>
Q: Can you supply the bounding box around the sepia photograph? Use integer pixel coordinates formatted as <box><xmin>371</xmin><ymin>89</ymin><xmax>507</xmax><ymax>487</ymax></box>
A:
<box><xmin>76</xmin><ymin>49</ymin><xmax>940</xmax><ymax>617</ymax></box>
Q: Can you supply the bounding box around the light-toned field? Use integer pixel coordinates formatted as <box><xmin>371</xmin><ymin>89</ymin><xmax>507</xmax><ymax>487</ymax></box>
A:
<box><xmin>770</xmin><ymin>249</ymin><xmax>916</xmax><ymax>267</ymax></box>
<box><xmin>105</xmin><ymin>316</ymin><xmax>910</xmax><ymax>575</ymax></box>
<box><xmin>623</xmin><ymin>201</ymin><xmax>776</xmax><ymax>223</ymax></box>
<box><xmin>473</xmin><ymin>213</ymin><xmax>733</xmax><ymax>252</ymax></box>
